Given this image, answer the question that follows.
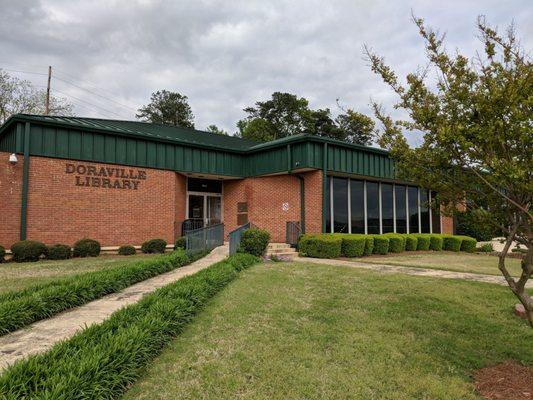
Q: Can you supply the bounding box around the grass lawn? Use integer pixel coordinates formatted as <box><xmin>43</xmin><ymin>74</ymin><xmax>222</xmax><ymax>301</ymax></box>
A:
<box><xmin>0</xmin><ymin>254</ymin><xmax>159</xmax><ymax>295</ymax></box>
<box><xmin>124</xmin><ymin>261</ymin><xmax>532</xmax><ymax>400</ymax></box>
<box><xmin>354</xmin><ymin>251</ymin><xmax>524</xmax><ymax>277</ymax></box>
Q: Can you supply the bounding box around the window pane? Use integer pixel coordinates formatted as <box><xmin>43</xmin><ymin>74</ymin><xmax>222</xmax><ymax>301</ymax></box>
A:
<box><xmin>381</xmin><ymin>183</ymin><xmax>394</xmax><ymax>233</ymax></box>
<box><xmin>367</xmin><ymin>181</ymin><xmax>380</xmax><ymax>234</ymax></box>
<box><xmin>431</xmin><ymin>191</ymin><xmax>441</xmax><ymax>233</ymax></box>
<box><xmin>350</xmin><ymin>180</ymin><xmax>365</xmax><ymax>233</ymax></box>
<box><xmin>325</xmin><ymin>177</ymin><xmax>331</xmax><ymax>233</ymax></box>
<box><xmin>333</xmin><ymin>177</ymin><xmax>349</xmax><ymax>233</ymax></box>
<box><xmin>420</xmin><ymin>189</ymin><xmax>430</xmax><ymax>233</ymax></box>
<box><xmin>187</xmin><ymin>178</ymin><xmax>222</xmax><ymax>193</ymax></box>
<box><xmin>395</xmin><ymin>185</ymin><xmax>407</xmax><ymax>233</ymax></box>
<box><xmin>408</xmin><ymin>186</ymin><xmax>419</xmax><ymax>233</ymax></box>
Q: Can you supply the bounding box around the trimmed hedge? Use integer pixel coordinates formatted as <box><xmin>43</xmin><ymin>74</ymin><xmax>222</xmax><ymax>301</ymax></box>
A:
<box><xmin>443</xmin><ymin>235</ymin><xmax>462</xmax><ymax>252</ymax></box>
<box><xmin>459</xmin><ymin>236</ymin><xmax>477</xmax><ymax>253</ymax></box>
<box><xmin>477</xmin><ymin>243</ymin><xmax>493</xmax><ymax>253</ymax></box>
<box><xmin>0</xmin><ymin>246</ymin><xmax>5</xmax><ymax>263</ymax></box>
<box><xmin>299</xmin><ymin>234</ymin><xmax>342</xmax><ymax>258</ymax></box>
<box><xmin>429</xmin><ymin>234</ymin><xmax>444</xmax><ymax>251</ymax></box>
<box><xmin>10</xmin><ymin>240</ymin><xmax>47</xmax><ymax>262</ymax></box>
<box><xmin>73</xmin><ymin>238</ymin><xmax>101</xmax><ymax>258</ymax></box>
<box><xmin>240</xmin><ymin>228</ymin><xmax>271</xmax><ymax>257</ymax></box>
<box><xmin>414</xmin><ymin>235</ymin><xmax>431</xmax><ymax>251</ymax></box>
<box><xmin>46</xmin><ymin>244</ymin><xmax>72</xmax><ymax>260</ymax></box>
<box><xmin>385</xmin><ymin>234</ymin><xmax>406</xmax><ymax>253</ymax></box>
<box><xmin>118</xmin><ymin>245</ymin><xmax>136</xmax><ymax>256</ymax></box>
<box><xmin>372</xmin><ymin>236</ymin><xmax>389</xmax><ymax>255</ymax></box>
<box><xmin>141</xmin><ymin>239</ymin><xmax>167</xmax><ymax>254</ymax></box>
<box><xmin>175</xmin><ymin>236</ymin><xmax>186</xmax><ymax>250</ymax></box>
<box><xmin>405</xmin><ymin>235</ymin><xmax>418</xmax><ymax>251</ymax></box>
<box><xmin>0</xmin><ymin>253</ymin><xmax>259</xmax><ymax>399</ymax></box>
<box><xmin>363</xmin><ymin>236</ymin><xmax>374</xmax><ymax>256</ymax></box>
<box><xmin>0</xmin><ymin>249</ymin><xmax>203</xmax><ymax>336</ymax></box>
<box><xmin>340</xmin><ymin>235</ymin><xmax>366</xmax><ymax>257</ymax></box>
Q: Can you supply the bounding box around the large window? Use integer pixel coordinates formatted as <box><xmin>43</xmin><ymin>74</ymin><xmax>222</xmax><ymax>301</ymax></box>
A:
<box><xmin>395</xmin><ymin>185</ymin><xmax>407</xmax><ymax>233</ymax></box>
<box><xmin>430</xmin><ymin>190</ymin><xmax>441</xmax><ymax>233</ymax></box>
<box><xmin>381</xmin><ymin>183</ymin><xmax>394</xmax><ymax>233</ymax></box>
<box><xmin>325</xmin><ymin>177</ymin><xmax>433</xmax><ymax>235</ymax></box>
<box><xmin>366</xmin><ymin>182</ymin><xmax>380</xmax><ymax>234</ymax></box>
<box><xmin>420</xmin><ymin>189</ymin><xmax>430</xmax><ymax>233</ymax></box>
<box><xmin>350</xmin><ymin>180</ymin><xmax>365</xmax><ymax>233</ymax></box>
<box><xmin>333</xmin><ymin>178</ymin><xmax>349</xmax><ymax>233</ymax></box>
<box><xmin>408</xmin><ymin>186</ymin><xmax>419</xmax><ymax>233</ymax></box>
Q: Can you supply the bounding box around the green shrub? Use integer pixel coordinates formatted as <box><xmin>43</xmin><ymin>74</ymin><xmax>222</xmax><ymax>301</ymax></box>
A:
<box><xmin>0</xmin><ymin>253</ymin><xmax>260</xmax><ymax>399</ymax></box>
<box><xmin>372</xmin><ymin>236</ymin><xmax>389</xmax><ymax>255</ymax></box>
<box><xmin>118</xmin><ymin>245</ymin><xmax>136</xmax><ymax>256</ymax></box>
<box><xmin>73</xmin><ymin>238</ymin><xmax>101</xmax><ymax>258</ymax></box>
<box><xmin>141</xmin><ymin>239</ymin><xmax>167</xmax><ymax>254</ymax></box>
<box><xmin>384</xmin><ymin>234</ymin><xmax>406</xmax><ymax>253</ymax></box>
<box><xmin>477</xmin><ymin>243</ymin><xmax>494</xmax><ymax>253</ymax></box>
<box><xmin>10</xmin><ymin>240</ymin><xmax>47</xmax><ymax>262</ymax></box>
<box><xmin>429</xmin><ymin>234</ymin><xmax>443</xmax><ymax>251</ymax></box>
<box><xmin>405</xmin><ymin>235</ymin><xmax>418</xmax><ymax>251</ymax></box>
<box><xmin>0</xmin><ymin>249</ymin><xmax>201</xmax><ymax>336</ymax></box>
<box><xmin>240</xmin><ymin>228</ymin><xmax>271</xmax><ymax>257</ymax></box>
<box><xmin>363</xmin><ymin>236</ymin><xmax>374</xmax><ymax>256</ymax></box>
<box><xmin>443</xmin><ymin>235</ymin><xmax>462</xmax><ymax>252</ymax></box>
<box><xmin>340</xmin><ymin>235</ymin><xmax>366</xmax><ymax>257</ymax></box>
<box><xmin>415</xmin><ymin>235</ymin><xmax>431</xmax><ymax>251</ymax></box>
<box><xmin>459</xmin><ymin>236</ymin><xmax>477</xmax><ymax>253</ymax></box>
<box><xmin>174</xmin><ymin>236</ymin><xmax>186</xmax><ymax>250</ymax></box>
<box><xmin>46</xmin><ymin>244</ymin><xmax>72</xmax><ymax>260</ymax></box>
<box><xmin>0</xmin><ymin>246</ymin><xmax>5</xmax><ymax>263</ymax></box>
<box><xmin>456</xmin><ymin>209</ymin><xmax>500</xmax><ymax>241</ymax></box>
<box><xmin>299</xmin><ymin>234</ymin><xmax>342</xmax><ymax>258</ymax></box>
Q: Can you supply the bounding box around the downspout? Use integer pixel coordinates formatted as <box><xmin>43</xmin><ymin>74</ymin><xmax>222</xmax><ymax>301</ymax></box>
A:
<box><xmin>20</xmin><ymin>122</ymin><xmax>31</xmax><ymax>240</ymax></box>
<box><xmin>287</xmin><ymin>144</ymin><xmax>305</xmax><ymax>234</ymax></box>
<box><xmin>322</xmin><ymin>142</ymin><xmax>328</xmax><ymax>232</ymax></box>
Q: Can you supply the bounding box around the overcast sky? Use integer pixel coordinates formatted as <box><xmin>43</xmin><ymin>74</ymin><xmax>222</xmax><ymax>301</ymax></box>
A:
<box><xmin>1</xmin><ymin>0</ymin><xmax>531</xmax><ymax>141</ymax></box>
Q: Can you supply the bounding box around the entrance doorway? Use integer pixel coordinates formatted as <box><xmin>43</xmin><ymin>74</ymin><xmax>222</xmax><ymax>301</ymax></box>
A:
<box><xmin>188</xmin><ymin>194</ymin><xmax>222</xmax><ymax>226</ymax></box>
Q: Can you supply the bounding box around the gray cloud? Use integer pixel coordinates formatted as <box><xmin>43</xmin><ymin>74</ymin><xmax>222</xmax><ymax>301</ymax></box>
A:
<box><xmin>1</xmin><ymin>0</ymin><xmax>531</xmax><ymax>143</ymax></box>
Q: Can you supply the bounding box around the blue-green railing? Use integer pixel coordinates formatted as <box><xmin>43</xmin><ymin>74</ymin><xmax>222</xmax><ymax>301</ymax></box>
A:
<box><xmin>228</xmin><ymin>222</ymin><xmax>252</xmax><ymax>256</ymax></box>
<box><xmin>185</xmin><ymin>223</ymin><xmax>224</xmax><ymax>256</ymax></box>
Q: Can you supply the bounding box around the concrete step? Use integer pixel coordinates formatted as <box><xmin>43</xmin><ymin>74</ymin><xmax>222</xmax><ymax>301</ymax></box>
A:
<box><xmin>266</xmin><ymin>251</ymin><xmax>297</xmax><ymax>259</ymax></box>
<box><xmin>267</xmin><ymin>247</ymin><xmax>297</xmax><ymax>254</ymax></box>
<box><xmin>267</xmin><ymin>243</ymin><xmax>292</xmax><ymax>250</ymax></box>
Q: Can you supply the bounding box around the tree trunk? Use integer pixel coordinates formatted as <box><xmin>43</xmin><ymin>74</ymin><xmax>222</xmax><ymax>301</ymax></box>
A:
<box><xmin>498</xmin><ymin>232</ymin><xmax>533</xmax><ymax>328</ymax></box>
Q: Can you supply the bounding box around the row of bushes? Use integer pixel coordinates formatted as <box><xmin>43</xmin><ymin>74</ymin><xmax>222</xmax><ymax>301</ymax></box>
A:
<box><xmin>0</xmin><ymin>237</ymin><xmax>189</xmax><ymax>263</ymax></box>
<box><xmin>0</xmin><ymin>253</ymin><xmax>259</xmax><ymax>399</ymax></box>
<box><xmin>299</xmin><ymin>233</ymin><xmax>477</xmax><ymax>259</ymax></box>
<box><xmin>0</xmin><ymin>248</ymin><xmax>204</xmax><ymax>336</ymax></box>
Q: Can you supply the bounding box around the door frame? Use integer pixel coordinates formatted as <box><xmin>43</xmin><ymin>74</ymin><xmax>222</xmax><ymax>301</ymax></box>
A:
<box><xmin>186</xmin><ymin>191</ymin><xmax>224</xmax><ymax>226</ymax></box>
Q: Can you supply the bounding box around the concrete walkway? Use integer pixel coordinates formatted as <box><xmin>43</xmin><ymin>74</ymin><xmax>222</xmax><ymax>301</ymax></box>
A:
<box><xmin>295</xmin><ymin>257</ymin><xmax>533</xmax><ymax>288</ymax></box>
<box><xmin>0</xmin><ymin>245</ymin><xmax>229</xmax><ymax>371</ymax></box>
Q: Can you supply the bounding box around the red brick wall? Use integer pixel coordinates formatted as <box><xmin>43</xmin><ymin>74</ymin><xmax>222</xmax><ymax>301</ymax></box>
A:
<box><xmin>223</xmin><ymin>170</ymin><xmax>323</xmax><ymax>242</ymax></box>
<box><xmin>0</xmin><ymin>152</ymin><xmax>23</xmax><ymax>248</ymax></box>
<box><xmin>0</xmin><ymin>153</ymin><xmax>186</xmax><ymax>247</ymax></box>
<box><xmin>441</xmin><ymin>215</ymin><xmax>454</xmax><ymax>234</ymax></box>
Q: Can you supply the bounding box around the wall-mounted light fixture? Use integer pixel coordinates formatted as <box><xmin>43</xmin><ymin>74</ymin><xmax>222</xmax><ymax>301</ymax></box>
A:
<box><xmin>9</xmin><ymin>153</ymin><xmax>18</xmax><ymax>165</ymax></box>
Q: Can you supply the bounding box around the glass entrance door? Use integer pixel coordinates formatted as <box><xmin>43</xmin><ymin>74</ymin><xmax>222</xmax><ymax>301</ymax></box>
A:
<box><xmin>207</xmin><ymin>196</ymin><xmax>222</xmax><ymax>225</ymax></box>
<box><xmin>187</xmin><ymin>194</ymin><xmax>222</xmax><ymax>227</ymax></box>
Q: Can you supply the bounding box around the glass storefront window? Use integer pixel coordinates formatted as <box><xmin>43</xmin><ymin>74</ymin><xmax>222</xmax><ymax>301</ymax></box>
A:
<box><xmin>395</xmin><ymin>185</ymin><xmax>407</xmax><ymax>233</ymax></box>
<box><xmin>350</xmin><ymin>180</ymin><xmax>365</xmax><ymax>233</ymax></box>
<box><xmin>325</xmin><ymin>177</ymin><xmax>331</xmax><ymax>233</ymax></box>
<box><xmin>408</xmin><ymin>186</ymin><xmax>419</xmax><ymax>233</ymax></box>
<box><xmin>430</xmin><ymin>190</ymin><xmax>441</xmax><ymax>233</ymax></box>
<box><xmin>420</xmin><ymin>189</ymin><xmax>430</xmax><ymax>233</ymax></box>
<box><xmin>381</xmin><ymin>183</ymin><xmax>394</xmax><ymax>233</ymax></box>
<box><xmin>333</xmin><ymin>177</ymin><xmax>349</xmax><ymax>233</ymax></box>
<box><xmin>366</xmin><ymin>181</ymin><xmax>380</xmax><ymax>234</ymax></box>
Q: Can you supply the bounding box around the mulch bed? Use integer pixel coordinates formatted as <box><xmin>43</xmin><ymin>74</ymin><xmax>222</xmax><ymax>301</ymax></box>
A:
<box><xmin>474</xmin><ymin>361</ymin><xmax>533</xmax><ymax>400</ymax></box>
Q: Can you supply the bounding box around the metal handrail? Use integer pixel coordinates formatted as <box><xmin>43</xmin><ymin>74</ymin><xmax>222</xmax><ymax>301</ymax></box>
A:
<box><xmin>228</xmin><ymin>222</ymin><xmax>256</xmax><ymax>256</ymax></box>
<box><xmin>181</xmin><ymin>218</ymin><xmax>204</xmax><ymax>236</ymax></box>
<box><xmin>286</xmin><ymin>221</ymin><xmax>301</xmax><ymax>247</ymax></box>
<box><xmin>185</xmin><ymin>223</ymin><xmax>224</xmax><ymax>256</ymax></box>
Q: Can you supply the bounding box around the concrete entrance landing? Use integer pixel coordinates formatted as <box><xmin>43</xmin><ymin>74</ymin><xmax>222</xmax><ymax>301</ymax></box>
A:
<box><xmin>0</xmin><ymin>245</ymin><xmax>229</xmax><ymax>371</ymax></box>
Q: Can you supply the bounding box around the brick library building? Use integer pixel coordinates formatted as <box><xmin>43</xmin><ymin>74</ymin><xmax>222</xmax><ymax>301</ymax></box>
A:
<box><xmin>0</xmin><ymin>114</ymin><xmax>454</xmax><ymax>248</ymax></box>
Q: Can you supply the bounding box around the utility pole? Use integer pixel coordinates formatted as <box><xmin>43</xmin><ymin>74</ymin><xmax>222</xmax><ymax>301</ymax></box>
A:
<box><xmin>45</xmin><ymin>66</ymin><xmax>52</xmax><ymax>115</ymax></box>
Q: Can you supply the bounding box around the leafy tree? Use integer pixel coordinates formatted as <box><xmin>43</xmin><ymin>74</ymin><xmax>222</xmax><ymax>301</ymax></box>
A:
<box><xmin>205</xmin><ymin>124</ymin><xmax>228</xmax><ymax>135</ymax></box>
<box><xmin>0</xmin><ymin>69</ymin><xmax>73</xmax><ymax>123</ymax></box>
<box><xmin>238</xmin><ymin>92</ymin><xmax>375</xmax><ymax>144</ymax></box>
<box><xmin>136</xmin><ymin>90</ymin><xmax>194</xmax><ymax>128</ymax></box>
<box><xmin>335</xmin><ymin>110</ymin><xmax>375</xmax><ymax>146</ymax></box>
<box><xmin>365</xmin><ymin>16</ymin><xmax>532</xmax><ymax>325</ymax></box>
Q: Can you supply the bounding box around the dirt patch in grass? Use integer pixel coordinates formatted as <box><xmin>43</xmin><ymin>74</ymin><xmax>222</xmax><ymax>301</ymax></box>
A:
<box><xmin>474</xmin><ymin>361</ymin><xmax>533</xmax><ymax>400</ymax></box>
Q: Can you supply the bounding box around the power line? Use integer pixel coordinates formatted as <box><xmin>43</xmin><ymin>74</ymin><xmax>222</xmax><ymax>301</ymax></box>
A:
<box><xmin>1</xmin><ymin>67</ymin><xmax>48</xmax><ymax>76</ymax></box>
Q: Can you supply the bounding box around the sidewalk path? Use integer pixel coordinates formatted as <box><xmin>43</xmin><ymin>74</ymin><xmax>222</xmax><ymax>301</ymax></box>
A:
<box><xmin>0</xmin><ymin>245</ymin><xmax>228</xmax><ymax>371</ymax></box>
<box><xmin>295</xmin><ymin>256</ymin><xmax>533</xmax><ymax>288</ymax></box>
